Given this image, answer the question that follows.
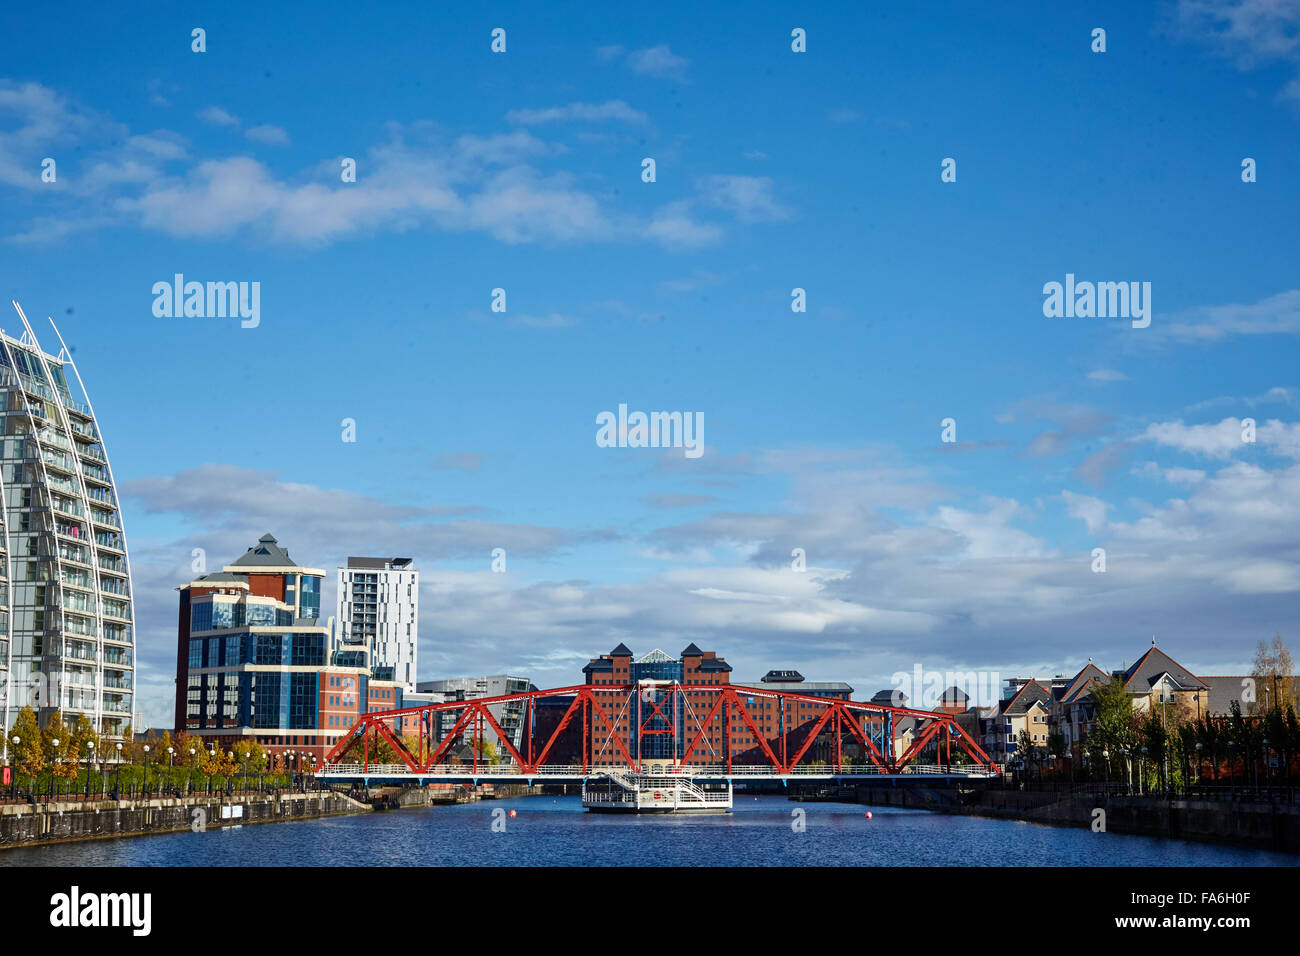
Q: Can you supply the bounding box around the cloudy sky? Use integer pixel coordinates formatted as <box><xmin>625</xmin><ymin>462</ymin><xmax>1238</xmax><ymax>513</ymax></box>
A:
<box><xmin>2</xmin><ymin>1</ymin><xmax>1299</xmax><ymax>728</ymax></box>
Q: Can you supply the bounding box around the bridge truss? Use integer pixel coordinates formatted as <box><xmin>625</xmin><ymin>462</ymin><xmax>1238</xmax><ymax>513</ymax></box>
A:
<box><xmin>319</xmin><ymin>682</ymin><xmax>1000</xmax><ymax>780</ymax></box>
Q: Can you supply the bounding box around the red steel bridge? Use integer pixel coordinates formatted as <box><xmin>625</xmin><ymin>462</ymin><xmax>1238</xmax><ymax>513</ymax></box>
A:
<box><xmin>318</xmin><ymin>682</ymin><xmax>1002</xmax><ymax>783</ymax></box>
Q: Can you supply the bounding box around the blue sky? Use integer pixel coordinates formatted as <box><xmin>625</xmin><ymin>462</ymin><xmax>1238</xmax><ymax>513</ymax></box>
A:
<box><xmin>3</xmin><ymin>1</ymin><xmax>1300</xmax><ymax>727</ymax></box>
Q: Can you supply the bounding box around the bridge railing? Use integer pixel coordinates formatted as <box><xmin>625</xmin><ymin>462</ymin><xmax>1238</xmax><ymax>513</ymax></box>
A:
<box><xmin>316</xmin><ymin>762</ymin><xmax>1003</xmax><ymax>778</ymax></box>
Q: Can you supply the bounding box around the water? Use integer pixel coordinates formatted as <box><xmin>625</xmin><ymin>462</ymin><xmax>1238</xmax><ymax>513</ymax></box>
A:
<box><xmin>2</xmin><ymin>796</ymin><xmax>1295</xmax><ymax>866</ymax></box>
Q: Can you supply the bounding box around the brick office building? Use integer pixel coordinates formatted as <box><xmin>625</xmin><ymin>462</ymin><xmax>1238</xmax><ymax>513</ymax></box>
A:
<box><xmin>580</xmin><ymin>644</ymin><xmax>853</xmax><ymax>769</ymax></box>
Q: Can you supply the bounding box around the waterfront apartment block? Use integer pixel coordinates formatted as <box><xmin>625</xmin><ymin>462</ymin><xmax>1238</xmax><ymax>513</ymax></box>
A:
<box><xmin>0</xmin><ymin>302</ymin><xmax>135</xmax><ymax>742</ymax></box>
<box><xmin>175</xmin><ymin>533</ymin><xmax>410</xmax><ymax>760</ymax></box>
<box><xmin>959</xmin><ymin>641</ymin><xmax>1296</xmax><ymax>770</ymax></box>
<box><xmin>337</xmin><ymin>556</ymin><xmax>418</xmax><ymax>691</ymax></box>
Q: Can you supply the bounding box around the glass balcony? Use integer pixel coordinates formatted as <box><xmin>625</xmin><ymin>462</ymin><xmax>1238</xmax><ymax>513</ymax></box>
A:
<box><xmin>61</xmin><ymin>570</ymin><xmax>95</xmax><ymax>590</ymax></box>
<box><xmin>102</xmin><ymin>601</ymin><xmax>131</xmax><ymax>622</ymax></box>
<box><xmin>60</xmin><ymin>545</ymin><xmax>92</xmax><ymax>566</ymax></box>
<box><xmin>52</xmin><ymin>497</ymin><xmax>85</xmax><ymax>519</ymax></box>
<box><xmin>80</xmin><ymin>463</ymin><xmax>111</xmax><ymax>484</ymax></box>
<box><xmin>103</xmin><ymin>623</ymin><xmax>133</xmax><ymax>644</ymax></box>
<box><xmin>95</xmin><ymin>532</ymin><xmax>124</xmax><ymax>551</ymax></box>
<box><xmin>69</xmin><ymin>419</ymin><xmax>99</xmax><ymax>441</ymax></box>
<box><xmin>61</xmin><ymin>643</ymin><xmax>97</xmax><ymax>663</ymax></box>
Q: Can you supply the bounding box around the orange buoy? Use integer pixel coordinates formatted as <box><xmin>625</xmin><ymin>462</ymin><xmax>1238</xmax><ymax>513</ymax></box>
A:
<box><xmin>865</xmin><ymin>811</ymin><xmax>872</xmax><ymax>819</ymax></box>
<box><xmin>508</xmin><ymin>809</ymin><xmax>517</xmax><ymax>818</ymax></box>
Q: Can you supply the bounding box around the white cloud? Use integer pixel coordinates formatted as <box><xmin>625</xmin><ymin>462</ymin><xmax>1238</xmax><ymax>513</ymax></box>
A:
<box><xmin>196</xmin><ymin>105</ymin><xmax>240</xmax><ymax>127</ymax></box>
<box><xmin>645</xmin><ymin>200</ymin><xmax>723</xmax><ymax>248</ymax></box>
<box><xmin>696</xmin><ymin>174</ymin><xmax>792</xmax><ymax>223</ymax></box>
<box><xmin>1155</xmin><ymin>289</ymin><xmax>1300</xmax><ymax>342</ymax></box>
<box><xmin>2</xmin><ymin>85</ymin><xmax>757</xmax><ymax>251</ymax></box>
<box><xmin>1062</xmin><ymin>489</ymin><xmax>1109</xmax><ymax>534</ymax></box>
<box><xmin>1141</xmin><ymin>417</ymin><xmax>1300</xmax><ymax>459</ymax></box>
<box><xmin>1088</xmin><ymin>368</ymin><xmax>1127</xmax><ymax>382</ymax></box>
<box><xmin>0</xmin><ymin>80</ymin><xmax>107</xmax><ymax>188</ymax></box>
<box><xmin>120</xmin><ymin>434</ymin><xmax>1300</xmax><ymax>716</ymax></box>
<box><xmin>245</xmin><ymin>123</ymin><xmax>289</xmax><ymax>145</ymax></box>
<box><xmin>1174</xmin><ymin>0</ymin><xmax>1300</xmax><ymax>102</ymax></box>
<box><xmin>626</xmin><ymin>44</ymin><xmax>690</xmax><ymax>82</ymax></box>
<box><xmin>506</xmin><ymin>100</ymin><xmax>647</xmax><ymax>125</ymax></box>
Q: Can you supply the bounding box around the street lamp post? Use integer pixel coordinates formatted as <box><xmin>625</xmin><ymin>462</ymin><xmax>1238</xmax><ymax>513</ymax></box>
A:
<box><xmin>1195</xmin><ymin>742</ymin><xmax>1203</xmax><ymax>790</ymax></box>
<box><xmin>9</xmin><ymin>736</ymin><xmax>17</xmax><ymax>799</ymax></box>
<box><xmin>51</xmin><ymin>738</ymin><xmax>60</xmax><ymax>800</ymax></box>
<box><xmin>114</xmin><ymin>742</ymin><xmax>123</xmax><ymax>798</ymax></box>
<box><xmin>85</xmin><ymin>740</ymin><xmax>95</xmax><ymax>797</ymax></box>
<box><xmin>142</xmin><ymin>745</ymin><xmax>151</xmax><ymax>798</ymax></box>
<box><xmin>1226</xmin><ymin>740</ymin><xmax>1235</xmax><ymax>787</ymax></box>
<box><xmin>166</xmin><ymin>747</ymin><xmax>174</xmax><ymax>795</ymax></box>
<box><xmin>1140</xmin><ymin>746</ymin><xmax>1148</xmax><ymax>797</ymax></box>
<box><xmin>226</xmin><ymin>752</ymin><xmax>234</xmax><ymax>795</ymax></box>
<box><xmin>1262</xmin><ymin>737</ymin><xmax>1271</xmax><ymax>789</ymax></box>
<box><xmin>1102</xmin><ymin>748</ymin><xmax>1109</xmax><ymax>785</ymax></box>
<box><xmin>1160</xmin><ymin>693</ymin><xmax>1171</xmax><ymax>793</ymax></box>
<box><xmin>188</xmin><ymin>748</ymin><xmax>196</xmax><ymax>794</ymax></box>
<box><xmin>208</xmin><ymin>747</ymin><xmax>216</xmax><ymax>794</ymax></box>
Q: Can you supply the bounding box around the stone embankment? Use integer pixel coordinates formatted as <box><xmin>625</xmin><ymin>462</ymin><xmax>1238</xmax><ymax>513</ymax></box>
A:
<box><xmin>852</xmin><ymin>785</ymin><xmax>1300</xmax><ymax>853</ymax></box>
<box><xmin>0</xmin><ymin>790</ymin><xmax>369</xmax><ymax>849</ymax></box>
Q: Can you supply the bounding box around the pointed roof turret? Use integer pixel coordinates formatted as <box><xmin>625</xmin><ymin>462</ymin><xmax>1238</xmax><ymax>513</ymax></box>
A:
<box><xmin>229</xmin><ymin>532</ymin><xmax>296</xmax><ymax>567</ymax></box>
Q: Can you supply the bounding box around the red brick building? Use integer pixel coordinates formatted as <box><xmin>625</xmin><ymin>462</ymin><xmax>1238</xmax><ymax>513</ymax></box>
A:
<box><xmin>580</xmin><ymin>644</ymin><xmax>854</xmax><ymax>768</ymax></box>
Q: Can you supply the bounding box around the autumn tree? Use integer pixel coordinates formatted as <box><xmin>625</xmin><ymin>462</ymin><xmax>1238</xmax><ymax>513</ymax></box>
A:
<box><xmin>173</xmin><ymin>732</ymin><xmax>205</xmax><ymax>770</ymax></box>
<box><xmin>69</xmin><ymin>716</ymin><xmax>99</xmax><ymax>766</ymax></box>
<box><xmin>42</xmin><ymin>710</ymin><xmax>77</xmax><ymax>775</ymax></box>
<box><xmin>1252</xmin><ymin>634</ymin><xmax>1295</xmax><ymax>715</ymax></box>
<box><xmin>473</xmin><ymin>736</ymin><xmax>499</xmax><ymax>762</ymax></box>
<box><xmin>9</xmin><ymin>706</ymin><xmax>45</xmax><ymax>779</ymax></box>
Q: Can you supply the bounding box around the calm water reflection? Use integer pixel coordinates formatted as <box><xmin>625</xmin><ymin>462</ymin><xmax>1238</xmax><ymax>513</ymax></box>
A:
<box><xmin>2</xmin><ymin>795</ymin><xmax>1296</xmax><ymax>867</ymax></box>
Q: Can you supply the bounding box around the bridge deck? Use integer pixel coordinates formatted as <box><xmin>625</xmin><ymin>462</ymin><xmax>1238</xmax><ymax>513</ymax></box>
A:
<box><xmin>316</xmin><ymin>763</ymin><xmax>1002</xmax><ymax>783</ymax></box>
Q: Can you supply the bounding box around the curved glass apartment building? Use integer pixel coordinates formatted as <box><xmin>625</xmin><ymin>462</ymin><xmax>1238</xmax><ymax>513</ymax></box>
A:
<box><xmin>0</xmin><ymin>301</ymin><xmax>135</xmax><ymax>740</ymax></box>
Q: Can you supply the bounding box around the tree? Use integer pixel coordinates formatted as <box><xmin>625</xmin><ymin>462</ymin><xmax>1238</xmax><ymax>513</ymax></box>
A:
<box><xmin>70</xmin><ymin>716</ymin><xmax>99</xmax><ymax>766</ymax></box>
<box><xmin>1083</xmin><ymin>678</ymin><xmax>1138</xmax><ymax>781</ymax></box>
<box><xmin>173</xmin><ymin>731</ymin><xmax>204</xmax><ymax>771</ymax></box>
<box><xmin>231</xmin><ymin>739</ymin><xmax>267</xmax><ymax>773</ymax></box>
<box><xmin>198</xmin><ymin>742</ymin><xmax>226</xmax><ymax>775</ymax></box>
<box><xmin>1194</xmin><ymin>714</ymin><xmax>1224</xmax><ymax>781</ymax></box>
<box><xmin>9</xmin><ymin>706</ymin><xmax>45</xmax><ymax>779</ymax></box>
<box><xmin>119</xmin><ymin>724</ymin><xmax>146</xmax><ymax>764</ymax></box>
<box><xmin>1046</xmin><ymin>730</ymin><xmax>1066</xmax><ymax>761</ymax></box>
<box><xmin>1138</xmin><ymin>713</ymin><xmax>1166</xmax><ymax>790</ymax></box>
<box><xmin>42</xmin><ymin>710</ymin><xmax>72</xmax><ymax>760</ymax></box>
<box><xmin>1252</xmin><ymin>634</ymin><xmax>1295</xmax><ymax>715</ymax></box>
